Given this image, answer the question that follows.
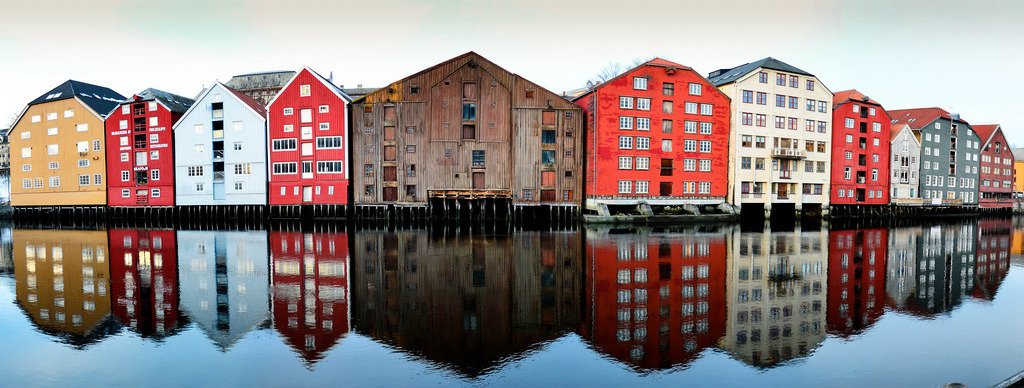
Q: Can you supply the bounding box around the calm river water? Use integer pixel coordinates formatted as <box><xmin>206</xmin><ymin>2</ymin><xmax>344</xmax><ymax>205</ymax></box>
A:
<box><xmin>1</xmin><ymin>218</ymin><xmax>1022</xmax><ymax>387</ymax></box>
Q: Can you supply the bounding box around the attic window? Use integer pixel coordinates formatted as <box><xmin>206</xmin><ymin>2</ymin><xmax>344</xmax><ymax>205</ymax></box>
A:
<box><xmin>444</xmin><ymin>81</ymin><xmax>450</xmax><ymax>86</ymax></box>
<box><xmin>410</xmin><ymin>85</ymin><xmax>420</xmax><ymax>95</ymax></box>
<box><xmin>525</xmin><ymin>90</ymin><xmax>535</xmax><ymax>99</ymax></box>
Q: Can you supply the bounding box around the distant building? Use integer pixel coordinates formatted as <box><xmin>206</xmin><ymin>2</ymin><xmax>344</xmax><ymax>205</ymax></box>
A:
<box><xmin>173</xmin><ymin>83</ymin><xmax>268</xmax><ymax>206</ymax></box>
<box><xmin>889</xmin><ymin>123</ymin><xmax>921</xmax><ymax>203</ymax></box>
<box><xmin>573</xmin><ymin>58</ymin><xmax>732</xmax><ymax>216</ymax></box>
<box><xmin>1013</xmin><ymin>148</ymin><xmax>1024</xmax><ymax>196</ymax></box>
<box><xmin>225</xmin><ymin>70</ymin><xmax>296</xmax><ymax>106</ymax></box>
<box><xmin>889</xmin><ymin>108</ymin><xmax>981</xmax><ymax>206</ymax></box>
<box><xmin>830</xmin><ymin>90</ymin><xmax>891</xmax><ymax>206</ymax></box>
<box><xmin>973</xmin><ymin>124</ymin><xmax>1014</xmax><ymax>209</ymax></box>
<box><xmin>6</xmin><ymin>80</ymin><xmax>125</xmax><ymax>207</ymax></box>
<box><xmin>709</xmin><ymin>58</ymin><xmax>834</xmax><ymax>217</ymax></box>
<box><xmin>266</xmin><ymin>68</ymin><xmax>351</xmax><ymax>206</ymax></box>
<box><xmin>105</xmin><ymin>89</ymin><xmax>194</xmax><ymax>207</ymax></box>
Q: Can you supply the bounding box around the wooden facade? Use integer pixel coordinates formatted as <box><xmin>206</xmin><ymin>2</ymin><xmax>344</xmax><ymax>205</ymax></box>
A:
<box><xmin>974</xmin><ymin>124</ymin><xmax>1014</xmax><ymax>209</ymax></box>
<box><xmin>351</xmin><ymin>52</ymin><xmax>583</xmax><ymax>210</ymax></box>
<box><xmin>830</xmin><ymin>90</ymin><xmax>892</xmax><ymax>206</ymax></box>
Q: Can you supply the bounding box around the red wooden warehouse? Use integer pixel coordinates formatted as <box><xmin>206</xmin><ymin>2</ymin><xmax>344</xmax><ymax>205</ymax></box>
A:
<box><xmin>573</xmin><ymin>58</ymin><xmax>731</xmax><ymax>217</ymax></box>
<box><xmin>267</xmin><ymin>68</ymin><xmax>351</xmax><ymax>210</ymax></box>
<box><xmin>829</xmin><ymin>90</ymin><xmax>891</xmax><ymax>208</ymax></box>
<box><xmin>825</xmin><ymin>228</ymin><xmax>887</xmax><ymax>338</ymax></box>
<box><xmin>108</xmin><ymin>228</ymin><xmax>182</xmax><ymax>338</ymax></box>
<box><xmin>105</xmin><ymin>89</ymin><xmax>194</xmax><ymax>207</ymax></box>
<box><xmin>973</xmin><ymin>124</ymin><xmax>1014</xmax><ymax>209</ymax></box>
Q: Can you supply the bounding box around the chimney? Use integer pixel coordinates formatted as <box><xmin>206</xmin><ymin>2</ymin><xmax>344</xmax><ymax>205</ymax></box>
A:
<box><xmin>357</xmin><ymin>84</ymin><xmax>363</xmax><ymax>88</ymax></box>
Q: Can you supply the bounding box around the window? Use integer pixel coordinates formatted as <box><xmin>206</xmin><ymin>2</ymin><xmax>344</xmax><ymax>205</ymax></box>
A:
<box><xmin>776</xmin><ymin>94</ymin><xmax>786</xmax><ymax>107</ymax></box>
<box><xmin>699</xmin><ymin>104</ymin><xmax>712</xmax><ymax>115</ymax></box>
<box><xmin>845</xmin><ymin>118</ymin><xmax>855</xmax><ymax>128</ymax></box>
<box><xmin>776</xmin><ymin>73</ymin><xmax>786</xmax><ymax>86</ymax></box>
<box><xmin>636</xmin><ymin>98</ymin><xmax>650</xmax><ymax>111</ymax></box>
<box><xmin>756</xmin><ymin>114</ymin><xmax>766</xmax><ymax>127</ymax></box>
<box><xmin>636</xmin><ymin>118</ymin><xmax>650</xmax><ymax>131</ymax></box>
<box><xmin>636</xmin><ymin>181</ymin><xmax>649</xmax><ymax>194</ymax></box>
<box><xmin>47</xmin><ymin>127</ymin><xmax>58</xmax><ymax>136</ymax></box>
<box><xmin>688</xmin><ymin>83</ymin><xmax>702</xmax><ymax>95</ymax></box>
<box><xmin>662</xmin><ymin>119</ymin><xmax>673</xmax><ymax>133</ymax></box>
<box><xmin>77</xmin><ymin>141</ymin><xmax>89</xmax><ymax>153</ymax></box>
<box><xmin>187</xmin><ymin>166</ymin><xmax>205</xmax><ymax>176</ymax></box>
<box><xmin>149</xmin><ymin>116</ymin><xmax>158</xmax><ymax>127</ymax></box>
<box><xmin>21</xmin><ymin>164</ymin><xmax>31</xmax><ymax>172</ymax></box>
<box><xmin>789</xmin><ymin>75</ymin><xmax>799</xmax><ymax>88</ymax></box>
<box><xmin>619</xmin><ymin>136</ymin><xmax>633</xmax><ymax>149</ymax></box>
<box><xmin>31</xmin><ymin>115</ymin><xmax>40</xmax><ymax>123</ymax></box>
<box><xmin>636</xmin><ymin>157</ymin><xmax>650</xmax><ymax>170</ymax></box>
<box><xmin>300</xmin><ymin>84</ymin><xmax>311</xmax><ymax>97</ymax></box>
<box><xmin>234</xmin><ymin>163</ymin><xmax>252</xmax><ymax>175</ymax></box>
<box><xmin>317</xmin><ymin>161</ymin><xmax>344</xmax><ymax>174</ymax></box>
<box><xmin>150</xmin><ymin>133</ymin><xmax>159</xmax><ymax>144</ymax></box>
<box><xmin>542</xmin><ymin>150</ymin><xmax>556</xmax><ymax>165</ymax></box>
<box><xmin>196</xmin><ymin>183</ymin><xmax>204</xmax><ymax>192</ymax></box>
<box><xmin>775</xmin><ymin>116</ymin><xmax>785</xmax><ymax>129</ymax></box>
<box><xmin>699</xmin><ymin>122</ymin><xmax>712</xmax><ymax>134</ymax></box>
<box><xmin>684</xmin><ymin>158</ymin><xmax>696</xmax><ymax>171</ymax></box>
<box><xmin>662</xmin><ymin>83</ymin><xmax>674</xmax><ymax>95</ymax></box>
<box><xmin>873</xmin><ymin>122</ymin><xmax>881</xmax><ymax>132</ymax></box>
<box><xmin>273</xmin><ymin>138</ymin><xmax>297</xmax><ymax>151</ymax></box>
<box><xmin>273</xmin><ymin>162</ymin><xmax>297</xmax><ymax>174</ymax></box>
<box><xmin>122</xmin><ymin>188</ymin><xmax>131</xmax><ymax>198</ymax></box>
<box><xmin>300</xmin><ymin>108</ymin><xmax>312</xmax><ymax>123</ymax></box>
<box><xmin>619</xmin><ymin>157</ymin><xmax>633</xmax><ymax>170</ymax></box>
<box><xmin>619</xmin><ymin>96</ymin><xmax>633</xmax><ymax>109</ymax></box>
<box><xmin>699</xmin><ymin>141</ymin><xmax>712</xmax><ymax>153</ymax></box>
<box><xmin>684</xmin><ymin>140</ymin><xmax>697</xmax><ymax>152</ymax></box>
<box><xmin>47</xmin><ymin>112</ymin><xmax>57</xmax><ymax>120</ymax></box>
<box><xmin>699</xmin><ymin>159</ymin><xmax>711</xmax><ymax>172</ymax></box>
<box><xmin>684</xmin><ymin>102</ymin><xmax>698</xmax><ymax>114</ymax></box>
<box><xmin>742</xmin><ymin>135</ymin><xmax>752</xmax><ymax>147</ymax></box>
<box><xmin>742</xmin><ymin>113</ymin><xmax>753</xmax><ymax>126</ymax></box>
<box><xmin>64</xmin><ymin>109</ymin><xmax>75</xmax><ymax>118</ymax></box>
<box><xmin>759</xmin><ymin>71</ymin><xmax>768</xmax><ymax>83</ymax></box>
<box><xmin>48</xmin><ymin>161</ymin><xmax>58</xmax><ymax>169</ymax></box>
<box><xmin>619</xmin><ymin>116</ymin><xmax>633</xmax><ymax>129</ymax></box>
<box><xmin>283</xmin><ymin>107</ymin><xmax>293</xmax><ymax>116</ymax></box>
<box><xmin>316</xmin><ymin>136</ymin><xmax>342</xmax><ymax>149</ymax></box>
<box><xmin>806</xmin><ymin>79</ymin><xmax>815</xmax><ymax>90</ymax></box>
<box><xmin>742</xmin><ymin>90</ymin><xmax>753</xmax><ymax>103</ymax></box>
<box><xmin>818</xmin><ymin>101</ymin><xmax>828</xmax><ymax>113</ymax></box>
<box><xmin>741</xmin><ymin>157</ymin><xmax>751</xmax><ymax>169</ymax></box>
<box><xmin>49</xmin><ymin>176</ymin><xmax>60</xmax><ymax>187</ymax></box>
<box><xmin>636</xmin><ymin>137</ymin><xmax>650</xmax><ymax>150</ymax></box>
<box><xmin>78</xmin><ymin>159</ymin><xmax>89</xmax><ymax>167</ymax></box>
<box><xmin>472</xmin><ymin>150</ymin><xmax>485</xmax><ymax>167</ymax></box>
<box><xmin>618</xmin><ymin>180</ymin><xmax>632</xmax><ymax>193</ymax></box>
<box><xmin>47</xmin><ymin>144</ymin><xmax>58</xmax><ymax>155</ymax></box>
<box><xmin>78</xmin><ymin>174</ymin><xmax>89</xmax><ymax>185</ymax></box>
<box><xmin>94</xmin><ymin>174</ymin><xmax>102</xmax><ymax>185</ymax></box>
<box><xmin>756</xmin><ymin>92</ymin><xmax>767</xmax><ymax>105</ymax></box>
<box><xmin>152</xmin><ymin>188</ymin><xmax>161</xmax><ymax>197</ymax></box>
<box><xmin>319</xmin><ymin>122</ymin><xmax>330</xmax><ymax>130</ymax></box>
<box><xmin>633</xmin><ymin>77</ymin><xmax>648</xmax><ymax>90</ymax></box>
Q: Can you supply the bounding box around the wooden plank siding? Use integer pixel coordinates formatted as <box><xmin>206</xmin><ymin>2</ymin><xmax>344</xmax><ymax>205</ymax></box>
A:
<box><xmin>351</xmin><ymin>52</ymin><xmax>583</xmax><ymax>207</ymax></box>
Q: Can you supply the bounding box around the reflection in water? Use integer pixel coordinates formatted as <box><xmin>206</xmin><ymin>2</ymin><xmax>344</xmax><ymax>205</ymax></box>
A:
<box><xmin>723</xmin><ymin>227</ymin><xmax>828</xmax><ymax>367</ymax></box>
<box><xmin>582</xmin><ymin>227</ymin><xmax>727</xmax><ymax>371</ymax></box>
<box><xmin>13</xmin><ymin>229</ymin><xmax>118</xmax><ymax>346</ymax></box>
<box><xmin>177</xmin><ymin>230</ymin><xmax>270</xmax><ymax>350</ymax></box>
<box><xmin>109</xmin><ymin>229</ymin><xmax>185</xmax><ymax>338</ymax></box>
<box><xmin>826</xmin><ymin>228</ymin><xmax>887</xmax><ymax>337</ymax></box>
<box><xmin>0</xmin><ymin>218</ymin><xmax>1020</xmax><ymax>382</ymax></box>
<box><xmin>270</xmin><ymin>230</ymin><xmax>350</xmax><ymax>365</ymax></box>
<box><xmin>351</xmin><ymin>230</ymin><xmax>582</xmax><ymax>377</ymax></box>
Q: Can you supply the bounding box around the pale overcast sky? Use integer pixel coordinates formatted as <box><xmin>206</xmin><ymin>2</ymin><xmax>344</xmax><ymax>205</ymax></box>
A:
<box><xmin>2</xmin><ymin>0</ymin><xmax>1022</xmax><ymax>144</ymax></box>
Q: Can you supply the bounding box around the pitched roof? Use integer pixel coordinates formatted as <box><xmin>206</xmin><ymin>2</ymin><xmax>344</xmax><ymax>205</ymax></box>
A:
<box><xmin>1012</xmin><ymin>148</ymin><xmax>1024</xmax><ymax>162</ymax></box>
<box><xmin>266</xmin><ymin>67</ymin><xmax>352</xmax><ymax>108</ymax></box>
<box><xmin>972</xmin><ymin>124</ymin><xmax>1000</xmax><ymax>145</ymax></box>
<box><xmin>225</xmin><ymin>85</ymin><xmax>267</xmax><ymax>116</ymax></box>
<box><xmin>29</xmin><ymin>80</ymin><xmax>126</xmax><ymax>117</ymax></box>
<box><xmin>890</xmin><ymin>123</ymin><xmax>914</xmax><ymax>141</ymax></box>
<box><xmin>225</xmin><ymin>71</ymin><xmax>296</xmax><ymax>91</ymax></box>
<box><xmin>888</xmin><ymin>107</ymin><xmax>969</xmax><ymax>130</ymax></box>
<box><xmin>571</xmin><ymin>57</ymin><xmax>695</xmax><ymax>101</ymax></box>
<box><xmin>129</xmin><ymin>88</ymin><xmax>195</xmax><ymax>114</ymax></box>
<box><xmin>341</xmin><ymin>87</ymin><xmax>377</xmax><ymax>100</ymax></box>
<box><xmin>707</xmin><ymin>57</ymin><xmax>813</xmax><ymax>86</ymax></box>
<box><xmin>833</xmin><ymin>89</ymin><xmax>880</xmax><ymax>106</ymax></box>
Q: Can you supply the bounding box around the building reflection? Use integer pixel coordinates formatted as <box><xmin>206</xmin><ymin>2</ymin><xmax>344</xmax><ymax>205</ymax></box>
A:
<box><xmin>108</xmin><ymin>229</ymin><xmax>185</xmax><ymax>339</ymax></box>
<box><xmin>971</xmin><ymin>218</ymin><xmax>1012</xmax><ymax>301</ymax></box>
<box><xmin>1</xmin><ymin>226</ymin><xmax>12</xmax><ymax>276</ymax></box>
<box><xmin>886</xmin><ymin>223</ymin><xmax>978</xmax><ymax>316</ymax></box>
<box><xmin>351</xmin><ymin>230</ymin><xmax>582</xmax><ymax>377</ymax></box>
<box><xmin>721</xmin><ymin>227</ymin><xmax>828</xmax><ymax>367</ymax></box>
<box><xmin>270</xmin><ymin>230</ymin><xmax>350</xmax><ymax>365</ymax></box>
<box><xmin>12</xmin><ymin>229</ymin><xmax>118</xmax><ymax>346</ymax></box>
<box><xmin>580</xmin><ymin>227</ymin><xmax>727</xmax><ymax>371</ymax></box>
<box><xmin>177</xmin><ymin>230</ymin><xmax>269</xmax><ymax>350</ymax></box>
<box><xmin>826</xmin><ymin>228</ymin><xmax>887</xmax><ymax>338</ymax></box>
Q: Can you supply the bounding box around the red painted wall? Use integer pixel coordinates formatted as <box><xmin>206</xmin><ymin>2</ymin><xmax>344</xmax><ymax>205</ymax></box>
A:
<box><xmin>108</xmin><ymin>229</ymin><xmax>181</xmax><ymax>337</ymax></box>
<box><xmin>105</xmin><ymin>98</ymin><xmax>180</xmax><ymax>206</ymax></box>
<box><xmin>270</xmin><ymin>231</ymin><xmax>350</xmax><ymax>363</ymax></box>
<box><xmin>825</xmin><ymin>228</ymin><xmax>887</xmax><ymax>338</ymax></box>
<box><xmin>972</xmin><ymin>218</ymin><xmax>1012</xmax><ymax>299</ymax></box>
<box><xmin>979</xmin><ymin>129</ymin><xmax>1013</xmax><ymax>208</ymax></box>
<box><xmin>577</xmin><ymin>63</ymin><xmax>731</xmax><ymax>199</ymax></box>
<box><xmin>582</xmin><ymin>232</ymin><xmax>726</xmax><ymax>370</ymax></box>
<box><xmin>830</xmin><ymin>99</ymin><xmax>891</xmax><ymax>205</ymax></box>
<box><xmin>267</xmin><ymin>69</ymin><xmax>349</xmax><ymax>205</ymax></box>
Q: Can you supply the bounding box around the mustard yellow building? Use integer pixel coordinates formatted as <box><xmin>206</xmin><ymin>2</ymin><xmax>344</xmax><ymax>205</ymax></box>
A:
<box><xmin>6</xmin><ymin>80</ymin><xmax>125</xmax><ymax>206</ymax></box>
<box><xmin>1012</xmin><ymin>148</ymin><xmax>1024</xmax><ymax>196</ymax></box>
<box><xmin>13</xmin><ymin>229</ymin><xmax>112</xmax><ymax>343</ymax></box>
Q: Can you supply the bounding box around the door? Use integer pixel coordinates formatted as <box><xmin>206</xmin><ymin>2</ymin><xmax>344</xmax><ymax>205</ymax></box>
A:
<box><xmin>302</xmin><ymin>186</ymin><xmax>313</xmax><ymax>202</ymax></box>
<box><xmin>777</xmin><ymin>183</ymin><xmax>788</xmax><ymax>199</ymax></box>
<box><xmin>302</xmin><ymin>161</ymin><xmax>313</xmax><ymax>179</ymax></box>
<box><xmin>472</xmin><ymin>172</ymin><xmax>485</xmax><ymax>189</ymax></box>
<box><xmin>660</xmin><ymin>182</ymin><xmax>673</xmax><ymax>196</ymax></box>
<box><xmin>213</xmin><ymin>182</ymin><xmax>225</xmax><ymax>200</ymax></box>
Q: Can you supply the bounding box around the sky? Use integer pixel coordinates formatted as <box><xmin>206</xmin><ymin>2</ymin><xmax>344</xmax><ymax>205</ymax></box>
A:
<box><xmin>1</xmin><ymin>0</ymin><xmax>1022</xmax><ymax>144</ymax></box>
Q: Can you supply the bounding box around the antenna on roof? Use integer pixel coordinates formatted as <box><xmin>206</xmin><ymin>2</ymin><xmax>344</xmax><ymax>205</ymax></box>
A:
<box><xmin>329</xmin><ymin>71</ymin><xmax>334</xmax><ymax>83</ymax></box>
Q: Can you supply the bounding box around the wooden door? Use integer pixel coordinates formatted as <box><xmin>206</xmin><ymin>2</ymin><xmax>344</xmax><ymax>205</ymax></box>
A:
<box><xmin>472</xmin><ymin>172</ymin><xmax>485</xmax><ymax>189</ymax></box>
<box><xmin>302</xmin><ymin>186</ymin><xmax>313</xmax><ymax>202</ymax></box>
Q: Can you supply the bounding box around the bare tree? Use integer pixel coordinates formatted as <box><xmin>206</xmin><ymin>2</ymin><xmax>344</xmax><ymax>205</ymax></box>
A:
<box><xmin>588</xmin><ymin>56</ymin><xmax>657</xmax><ymax>86</ymax></box>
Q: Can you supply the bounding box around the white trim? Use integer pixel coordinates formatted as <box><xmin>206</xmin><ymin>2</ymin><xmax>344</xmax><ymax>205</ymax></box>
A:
<box><xmin>172</xmin><ymin>82</ymin><xmax>265</xmax><ymax>133</ymax></box>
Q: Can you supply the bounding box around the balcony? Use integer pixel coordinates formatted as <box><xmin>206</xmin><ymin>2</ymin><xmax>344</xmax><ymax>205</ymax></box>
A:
<box><xmin>213</xmin><ymin>150</ymin><xmax>224</xmax><ymax>160</ymax></box>
<box><xmin>771</xmin><ymin>148</ymin><xmax>804</xmax><ymax>159</ymax></box>
<box><xmin>213</xmin><ymin>171</ymin><xmax>225</xmax><ymax>181</ymax></box>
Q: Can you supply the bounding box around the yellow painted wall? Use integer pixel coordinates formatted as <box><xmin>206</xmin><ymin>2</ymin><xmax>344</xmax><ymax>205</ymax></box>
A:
<box><xmin>13</xmin><ymin>229</ymin><xmax>111</xmax><ymax>337</ymax></box>
<box><xmin>1014</xmin><ymin>160</ymin><xmax>1024</xmax><ymax>193</ymax></box>
<box><xmin>9</xmin><ymin>98</ymin><xmax>107</xmax><ymax>206</ymax></box>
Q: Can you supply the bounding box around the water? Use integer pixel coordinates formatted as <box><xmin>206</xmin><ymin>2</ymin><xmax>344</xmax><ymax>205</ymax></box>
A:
<box><xmin>1</xmin><ymin>218</ymin><xmax>1022</xmax><ymax>387</ymax></box>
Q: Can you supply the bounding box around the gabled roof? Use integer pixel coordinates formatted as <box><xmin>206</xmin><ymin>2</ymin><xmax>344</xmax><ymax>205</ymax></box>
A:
<box><xmin>266</xmin><ymin>67</ymin><xmax>352</xmax><ymax>108</ymax></box>
<box><xmin>1012</xmin><ymin>148</ymin><xmax>1024</xmax><ymax>162</ymax></box>
<box><xmin>972</xmin><ymin>124</ymin><xmax>1000</xmax><ymax>146</ymax></box>
<box><xmin>29</xmin><ymin>80</ymin><xmax>126</xmax><ymax>117</ymax></box>
<box><xmin>225</xmin><ymin>71</ymin><xmax>296</xmax><ymax>91</ymax></box>
<box><xmin>126</xmin><ymin>88</ymin><xmax>195</xmax><ymax>114</ymax></box>
<box><xmin>888</xmin><ymin>107</ymin><xmax>969</xmax><ymax>130</ymax></box>
<box><xmin>707</xmin><ymin>57</ymin><xmax>813</xmax><ymax>86</ymax></box>
<box><xmin>173</xmin><ymin>82</ymin><xmax>266</xmax><ymax>131</ymax></box>
<box><xmin>570</xmin><ymin>57</ymin><xmax>696</xmax><ymax>102</ymax></box>
<box><xmin>833</xmin><ymin>89</ymin><xmax>881</xmax><ymax>107</ymax></box>
<box><xmin>890</xmin><ymin>122</ymin><xmax>920</xmax><ymax>142</ymax></box>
